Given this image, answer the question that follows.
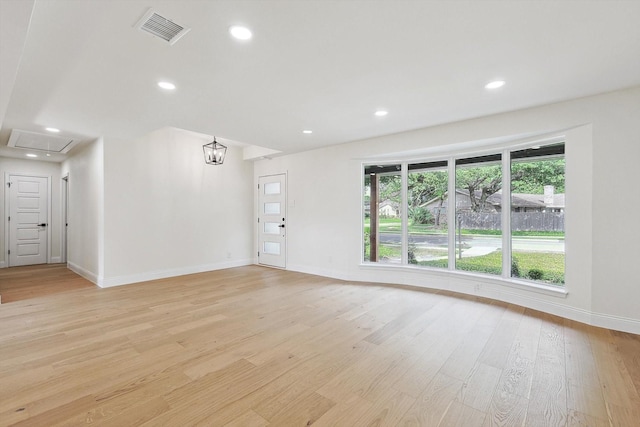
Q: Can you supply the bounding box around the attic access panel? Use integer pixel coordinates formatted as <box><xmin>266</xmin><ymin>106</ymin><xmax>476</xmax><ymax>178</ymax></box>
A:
<box><xmin>8</xmin><ymin>129</ymin><xmax>76</xmax><ymax>154</ymax></box>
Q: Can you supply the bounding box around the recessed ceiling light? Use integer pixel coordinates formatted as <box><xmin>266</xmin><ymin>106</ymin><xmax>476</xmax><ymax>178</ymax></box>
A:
<box><xmin>157</xmin><ymin>81</ymin><xmax>176</xmax><ymax>90</ymax></box>
<box><xmin>45</xmin><ymin>127</ymin><xmax>60</xmax><ymax>133</ymax></box>
<box><xmin>229</xmin><ymin>25</ymin><xmax>252</xmax><ymax>40</ymax></box>
<box><xmin>374</xmin><ymin>110</ymin><xmax>388</xmax><ymax>117</ymax></box>
<box><xmin>26</xmin><ymin>153</ymin><xmax>38</xmax><ymax>158</ymax></box>
<box><xmin>302</xmin><ymin>130</ymin><xmax>313</xmax><ymax>134</ymax></box>
<box><xmin>485</xmin><ymin>80</ymin><xmax>505</xmax><ymax>89</ymax></box>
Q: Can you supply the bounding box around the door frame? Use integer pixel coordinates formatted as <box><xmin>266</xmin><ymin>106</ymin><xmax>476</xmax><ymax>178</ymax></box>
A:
<box><xmin>4</xmin><ymin>172</ymin><xmax>53</xmax><ymax>267</ymax></box>
<box><xmin>61</xmin><ymin>173</ymin><xmax>69</xmax><ymax>264</ymax></box>
<box><xmin>257</xmin><ymin>172</ymin><xmax>287</xmax><ymax>269</ymax></box>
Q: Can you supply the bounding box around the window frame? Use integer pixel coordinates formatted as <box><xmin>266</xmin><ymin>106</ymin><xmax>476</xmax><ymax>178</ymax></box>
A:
<box><xmin>361</xmin><ymin>135</ymin><xmax>566</xmax><ymax>294</ymax></box>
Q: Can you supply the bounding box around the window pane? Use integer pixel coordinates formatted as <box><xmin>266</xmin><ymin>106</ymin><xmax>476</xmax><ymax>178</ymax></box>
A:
<box><xmin>511</xmin><ymin>146</ymin><xmax>565</xmax><ymax>285</ymax></box>
<box><xmin>264</xmin><ymin>222</ymin><xmax>280</xmax><ymax>234</ymax></box>
<box><xmin>264</xmin><ymin>202</ymin><xmax>280</xmax><ymax>215</ymax></box>
<box><xmin>407</xmin><ymin>165</ymin><xmax>448</xmax><ymax>268</ymax></box>
<box><xmin>263</xmin><ymin>241</ymin><xmax>280</xmax><ymax>255</ymax></box>
<box><xmin>455</xmin><ymin>158</ymin><xmax>502</xmax><ymax>275</ymax></box>
<box><xmin>264</xmin><ymin>182</ymin><xmax>280</xmax><ymax>195</ymax></box>
<box><xmin>363</xmin><ymin>165</ymin><xmax>403</xmax><ymax>264</ymax></box>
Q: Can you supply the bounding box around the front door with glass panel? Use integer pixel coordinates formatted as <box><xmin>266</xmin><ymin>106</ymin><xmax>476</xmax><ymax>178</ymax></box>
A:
<box><xmin>258</xmin><ymin>174</ymin><xmax>286</xmax><ymax>268</ymax></box>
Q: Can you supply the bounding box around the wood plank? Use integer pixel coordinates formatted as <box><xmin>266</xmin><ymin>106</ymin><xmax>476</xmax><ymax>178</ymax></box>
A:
<box><xmin>566</xmin><ymin>410</ymin><xmax>609</xmax><ymax>427</ymax></box>
<box><xmin>563</xmin><ymin>319</ymin><xmax>609</xmax><ymax>420</ymax></box>
<box><xmin>312</xmin><ymin>393</ymin><xmax>374</xmax><ymax>426</ymax></box>
<box><xmin>611</xmin><ymin>330</ymin><xmax>640</xmax><ymax>396</ymax></box>
<box><xmin>348</xmin><ymin>388</ymin><xmax>415</xmax><ymax>426</ymax></box>
<box><xmin>397</xmin><ymin>372</ymin><xmax>464</xmax><ymax>426</ymax></box>
<box><xmin>588</xmin><ymin>327</ymin><xmax>640</xmax><ymax>426</ymax></box>
<box><xmin>262</xmin><ymin>392</ymin><xmax>335</xmax><ymax>426</ymax></box>
<box><xmin>458</xmin><ymin>363</ymin><xmax>502</xmax><ymax>413</ymax></box>
<box><xmin>526</xmin><ymin>313</ymin><xmax>567</xmax><ymax>426</ymax></box>
<box><xmin>484</xmin><ymin>308</ymin><xmax>541</xmax><ymax>427</ymax></box>
<box><xmin>484</xmin><ymin>392</ymin><xmax>528</xmax><ymax>427</ymax></box>
<box><xmin>439</xmin><ymin>400</ymin><xmax>486</xmax><ymax>427</ymax></box>
<box><xmin>478</xmin><ymin>304</ymin><xmax>525</xmax><ymax>369</ymax></box>
<box><xmin>221</xmin><ymin>409</ymin><xmax>269</xmax><ymax>427</ymax></box>
<box><xmin>439</xmin><ymin>301</ymin><xmax>507</xmax><ymax>381</ymax></box>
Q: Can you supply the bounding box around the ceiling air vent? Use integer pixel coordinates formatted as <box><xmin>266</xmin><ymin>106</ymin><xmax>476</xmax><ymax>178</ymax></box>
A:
<box><xmin>8</xmin><ymin>129</ymin><xmax>77</xmax><ymax>154</ymax></box>
<box><xmin>135</xmin><ymin>9</ymin><xmax>190</xmax><ymax>45</ymax></box>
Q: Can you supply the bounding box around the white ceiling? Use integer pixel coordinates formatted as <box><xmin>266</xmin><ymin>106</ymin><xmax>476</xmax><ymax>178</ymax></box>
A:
<box><xmin>1</xmin><ymin>0</ymin><xmax>639</xmax><ymax>161</ymax></box>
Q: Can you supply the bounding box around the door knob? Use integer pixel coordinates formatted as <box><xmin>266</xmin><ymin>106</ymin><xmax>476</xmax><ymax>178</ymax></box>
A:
<box><xmin>279</xmin><ymin>224</ymin><xmax>285</xmax><ymax>228</ymax></box>
<box><xmin>38</xmin><ymin>223</ymin><xmax>47</xmax><ymax>227</ymax></box>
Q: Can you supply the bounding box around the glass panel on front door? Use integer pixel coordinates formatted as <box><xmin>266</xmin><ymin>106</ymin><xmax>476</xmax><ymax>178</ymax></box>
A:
<box><xmin>264</xmin><ymin>202</ymin><xmax>280</xmax><ymax>215</ymax></box>
<box><xmin>264</xmin><ymin>182</ymin><xmax>281</xmax><ymax>195</ymax></box>
<box><xmin>264</xmin><ymin>241</ymin><xmax>281</xmax><ymax>255</ymax></box>
<box><xmin>264</xmin><ymin>222</ymin><xmax>280</xmax><ymax>234</ymax></box>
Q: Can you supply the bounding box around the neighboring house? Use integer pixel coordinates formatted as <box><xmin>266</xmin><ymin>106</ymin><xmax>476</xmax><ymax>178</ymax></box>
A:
<box><xmin>422</xmin><ymin>186</ymin><xmax>565</xmax><ymax>221</ymax></box>
<box><xmin>422</xmin><ymin>189</ymin><xmax>500</xmax><ymax>215</ymax></box>
<box><xmin>511</xmin><ymin>192</ymin><xmax>565</xmax><ymax>213</ymax></box>
<box><xmin>364</xmin><ymin>200</ymin><xmax>400</xmax><ymax>218</ymax></box>
<box><xmin>379</xmin><ymin>200</ymin><xmax>400</xmax><ymax>217</ymax></box>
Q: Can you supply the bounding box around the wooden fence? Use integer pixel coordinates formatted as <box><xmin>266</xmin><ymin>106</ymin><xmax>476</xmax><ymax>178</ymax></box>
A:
<box><xmin>458</xmin><ymin>212</ymin><xmax>564</xmax><ymax>232</ymax></box>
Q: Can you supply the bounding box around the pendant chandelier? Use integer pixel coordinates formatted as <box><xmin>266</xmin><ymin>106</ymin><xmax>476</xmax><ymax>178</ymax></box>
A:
<box><xmin>202</xmin><ymin>137</ymin><xmax>227</xmax><ymax>165</ymax></box>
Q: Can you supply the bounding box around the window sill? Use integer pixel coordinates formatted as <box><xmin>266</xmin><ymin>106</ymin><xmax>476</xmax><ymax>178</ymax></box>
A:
<box><xmin>358</xmin><ymin>262</ymin><xmax>568</xmax><ymax>298</ymax></box>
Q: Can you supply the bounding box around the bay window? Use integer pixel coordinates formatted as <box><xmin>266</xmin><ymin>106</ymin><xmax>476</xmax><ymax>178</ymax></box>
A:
<box><xmin>362</xmin><ymin>141</ymin><xmax>565</xmax><ymax>287</ymax></box>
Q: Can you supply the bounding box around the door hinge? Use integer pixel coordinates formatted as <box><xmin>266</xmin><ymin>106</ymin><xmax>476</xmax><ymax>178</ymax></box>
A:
<box><xmin>7</xmin><ymin>216</ymin><xmax>10</xmax><ymax>222</ymax></box>
<box><xmin>8</xmin><ymin>249</ymin><xmax>10</xmax><ymax>255</ymax></box>
<box><xmin>258</xmin><ymin>251</ymin><xmax>260</xmax><ymax>257</ymax></box>
<box><xmin>258</xmin><ymin>183</ymin><xmax>260</xmax><ymax>189</ymax></box>
<box><xmin>257</xmin><ymin>217</ymin><xmax>260</xmax><ymax>223</ymax></box>
<box><xmin>6</xmin><ymin>182</ymin><xmax>11</xmax><ymax>188</ymax></box>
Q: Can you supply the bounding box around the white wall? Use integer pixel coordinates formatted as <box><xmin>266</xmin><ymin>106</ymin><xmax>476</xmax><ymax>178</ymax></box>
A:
<box><xmin>61</xmin><ymin>138</ymin><xmax>104</xmax><ymax>282</ymax></box>
<box><xmin>101</xmin><ymin>128</ymin><xmax>253</xmax><ymax>286</ymax></box>
<box><xmin>254</xmin><ymin>86</ymin><xmax>640</xmax><ymax>334</ymax></box>
<box><xmin>0</xmin><ymin>157</ymin><xmax>62</xmax><ymax>267</ymax></box>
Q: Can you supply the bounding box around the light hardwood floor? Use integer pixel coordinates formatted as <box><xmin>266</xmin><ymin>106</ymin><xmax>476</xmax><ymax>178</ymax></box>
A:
<box><xmin>0</xmin><ymin>265</ymin><xmax>638</xmax><ymax>426</ymax></box>
<box><xmin>0</xmin><ymin>264</ymin><xmax>95</xmax><ymax>304</ymax></box>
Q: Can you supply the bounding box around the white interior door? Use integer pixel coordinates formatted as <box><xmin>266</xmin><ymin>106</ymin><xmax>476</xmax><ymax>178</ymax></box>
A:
<box><xmin>8</xmin><ymin>174</ymin><xmax>49</xmax><ymax>266</ymax></box>
<box><xmin>258</xmin><ymin>174</ymin><xmax>286</xmax><ymax>268</ymax></box>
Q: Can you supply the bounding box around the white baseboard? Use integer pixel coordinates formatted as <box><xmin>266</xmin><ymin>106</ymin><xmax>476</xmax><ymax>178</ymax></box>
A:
<box><xmin>286</xmin><ymin>263</ymin><xmax>350</xmax><ymax>282</ymax></box>
<box><xmin>0</xmin><ymin>260</ymin><xmax>5</xmax><ymax>269</ymax></box>
<box><xmin>98</xmin><ymin>258</ymin><xmax>253</xmax><ymax>288</ymax></box>
<box><xmin>68</xmin><ymin>262</ymin><xmax>99</xmax><ymax>285</ymax></box>
<box><xmin>590</xmin><ymin>312</ymin><xmax>640</xmax><ymax>335</ymax></box>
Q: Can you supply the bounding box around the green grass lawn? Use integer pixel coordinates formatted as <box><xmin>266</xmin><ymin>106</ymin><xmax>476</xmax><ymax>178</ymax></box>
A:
<box><xmin>366</xmin><ymin>241</ymin><xmax>563</xmax><ymax>285</ymax></box>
